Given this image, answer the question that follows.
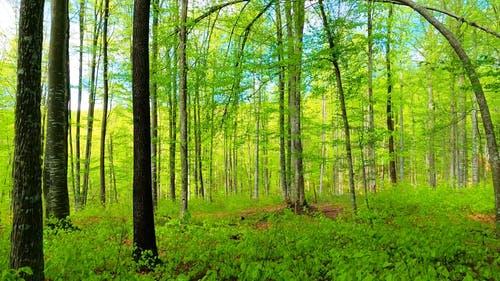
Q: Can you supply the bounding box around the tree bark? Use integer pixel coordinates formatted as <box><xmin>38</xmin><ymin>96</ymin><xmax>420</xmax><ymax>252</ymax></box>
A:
<box><xmin>132</xmin><ymin>0</ymin><xmax>159</xmax><ymax>264</ymax></box>
<box><xmin>44</xmin><ymin>0</ymin><xmax>70</xmax><ymax>220</ymax></box>
<box><xmin>82</xmin><ymin>0</ymin><xmax>102</xmax><ymax>206</ymax></box>
<box><xmin>75</xmin><ymin>0</ymin><xmax>85</xmax><ymax>211</ymax></box>
<box><xmin>151</xmin><ymin>0</ymin><xmax>160</xmax><ymax>208</ymax></box>
<box><xmin>275</xmin><ymin>1</ymin><xmax>290</xmax><ymax>203</ymax></box>
<box><xmin>285</xmin><ymin>0</ymin><xmax>306</xmax><ymax>210</ymax></box>
<box><xmin>385</xmin><ymin>5</ymin><xmax>397</xmax><ymax>184</ymax></box>
<box><xmin>99</xmin><ymin>0</ymin><xmax>110</xmax><ymax>206</ymax></box>
<box><xmin>179</xmin><ymin>0</ymin><xmax>189</xmax><ymax>218</ymax></box>
<box><xmin>426</xmin><ymin>70</ymin><xmax>437</xmax><ymax>188</ymax></box>
<box><xmin>367</xmin><ymin>0</ymin><xmax>376</xmax><ymax>192</ymax></box>
<box><xmin>10</xmin><ymin>1</ymin><xmax>45</xmax><ymax>280</ymax></box>
<box><xmin>319</xmin><ymin>0</ymin><xmax>357</xmax><ymax>212</ymax></box>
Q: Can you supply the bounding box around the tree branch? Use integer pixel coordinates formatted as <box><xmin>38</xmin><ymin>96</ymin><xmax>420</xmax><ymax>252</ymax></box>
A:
<box><xmin>377</xmin><ymin>0</ymin><xmax>500</xmax><ymax>39</ymax></box>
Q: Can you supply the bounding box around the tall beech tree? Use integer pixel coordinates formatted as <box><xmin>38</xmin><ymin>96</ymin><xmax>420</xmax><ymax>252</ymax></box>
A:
<box><xmin>132</xmin><ymin>0</ymin><xmax>159</xmax><ymax>263</ymax></box>
<box><xmin>43</xmin><ymin>0</ymin><xmax>71</xmax><ymax>221</ymax></box>
<box><xmin>10</xmin><ymin>0</ymin><xmax>45</xmax><ymax>280</ymax></box>
<box><xmin>285</xmin><ymin>0</ymin><xmax>306</xmax><ymax>210</ymax></box>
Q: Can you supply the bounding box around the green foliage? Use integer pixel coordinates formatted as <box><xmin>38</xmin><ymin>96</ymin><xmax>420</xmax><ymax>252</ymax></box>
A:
<box><xmin>2</xmin><ymin>186</ymin><xmax>498</xmax><ymax>280</ymax></box>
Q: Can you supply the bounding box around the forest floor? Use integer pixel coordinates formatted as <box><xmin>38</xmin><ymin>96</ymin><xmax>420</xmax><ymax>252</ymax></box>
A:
<box><xmin>1</xmin><ymin>186</ymin><xmax>499</xmax><ymax>280</ymax></box>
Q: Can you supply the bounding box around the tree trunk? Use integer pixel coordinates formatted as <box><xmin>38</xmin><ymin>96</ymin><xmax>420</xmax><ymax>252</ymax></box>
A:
<box><xmin>10</xmin><ymin>1</ymin><xmax>45</xmax><ymax>279</ymax></box>
<box><xmin>44</xmin><ymin>0</ymin><xmax>70</xmax><ymax>220</ymax></box>
<box><xmin>399</xmin><ymin>72</ymin><xmax>405</xmax><ymax>181</ymax></box>
<box><xmin>179</xmin><ymin>0</ymin><xmax>189</xmax><ymax>218</ymax></box>
<box><xmin>395</xmin><ymin>0</ymin><xmax>500</xmax><ymax>228</ymax></box>
<box><xmin>151</xmin><ymin>0</ymin><xmax>160</xmax><ymax>208</ymax></box>
<box><xmin>99</xmin><ymin>0</ymin><xmax>110</xmax><ymax>206</ymax></box>
<box><xmin>82</xmin><ymin>0</ymin><xmax>102</xmax><ymax>206</ymax></box>
<box><xmin>132</xmin><ymin>0</ymin><xmax>158</xmax><ymax>265</ymax></box>
<box><xmin>471</xmin><ymin>95</ymin><xmax>479</xmax><ymax>186</ymax></box>
<box><xmin>285</xmin><ymin>0</ymin><xmax>306</xmax><ymax>210</ymax></box>
<box><xmin>319</xmin><ymin>0</ymin><xmax>357</xmax><ymax>212</ymax></box>
<box><xmin>319</xmin><ymin>85</ymin><xmax>326</xmax><ymax>196</ymax></box>
<box><xmin>385</xmin><ymin>5</ymin><xmax>397</xmax><ymax>184</ymax></box>
<box><xmin>275</xmin><ymin>1</ymin><xmax>289</xmax><ymax>202</ymax></box>
<box><xmin>75</xmin><ymin>0</ymin><xmax>85</xmax><ymax>211</ymax></box>
<box><xmin>367</xmin><ymin>0</ymin><xmax>376</xmax><ymax>192</ymax></box>
<box><xmin>426</xmin><ymin>70</ymin><xmax>437</xmax><ymax>188</ymax></box>
<box><xmin>254</xmin><ymin>78</ymin><xmax>260</xmax><ymax>200</ymax></box>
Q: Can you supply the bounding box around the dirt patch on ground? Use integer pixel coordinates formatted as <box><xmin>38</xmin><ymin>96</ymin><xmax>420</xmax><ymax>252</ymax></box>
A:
<box><xmin>198</xmin><ymin>203</ymin><xmax>344</xmax><ymax>222</ymax></box>
<box><xmin>468</xmin><ymin>213</ymin><xmax>495</xmax><ymax>224</ymax></box>
<box><xmin>307</xmin><ymin>204</ymin><xmax>344</xmax><ymax>220</ymax></box>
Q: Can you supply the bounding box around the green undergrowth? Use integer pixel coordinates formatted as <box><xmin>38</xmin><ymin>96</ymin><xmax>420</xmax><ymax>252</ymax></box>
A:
<box><xmin>0</xmin><ymin>186</ymin><xmax>499</xmax><ymax>280</ymax></box>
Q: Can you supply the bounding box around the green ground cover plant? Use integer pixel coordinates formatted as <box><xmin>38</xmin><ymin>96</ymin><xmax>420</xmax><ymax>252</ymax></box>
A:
<box><xmin>1</xmin><ymin>186</ymin><xmax>499</xmax><ymax>280</ymax></box>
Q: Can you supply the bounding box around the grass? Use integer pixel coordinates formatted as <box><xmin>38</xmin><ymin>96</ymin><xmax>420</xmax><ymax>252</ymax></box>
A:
<box><xmin>1</xmin><ymin>186</ymin><xmax>499</xmax><ymax>280</ymax></box>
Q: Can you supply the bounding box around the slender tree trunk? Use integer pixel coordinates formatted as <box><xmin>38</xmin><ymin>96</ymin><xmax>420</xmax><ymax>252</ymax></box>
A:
<box><xmin>449</xmin><ymin>71</ymin><xmax>457</xmax><ymax>187</ymax></box>
<box><xmin>399</xmin><ymin>72</ymin><xmax>405</xmax><ymax>181</ymax></box>
<box><xmin>254</xmin><ymin>79</ymin><xmax>260</xmax><ymax>200</ymax></box>
<box><xmin>319</xmin><ymin>0</ymin><xmax>357</xmax><ymax>212</ymax></box>
<box><xmin>396</xmin><ymin>0</ymin><xmax>500</xmax><ymax>229</ymax></box>
<box><xmin>75</xmin><ymin>0</ymin><xmax>85</xmax><ymax>211</ymax></box>
<box><xmin>132</xmin><ymin>0</ymin><xmax>159</xmax><ymax>265</ymax></box>
<box><xmin>426</xmin><ymin>70</ymin><xmax>437</xmax><ymax>188</ymax></box>
<box><xmin>99</xmin><ymin>0</ymin><xmax>110</xmax><ymax>206</ymax></box>
<box><xmin>169</xmin><ymin>44</ymin><xmax>177</xmax><ymax>201</ymax></box>
<box><xmin>367</xmin><ymin>0</ymin><xmax>376</xmax><ymax>192</ymax></box>
<box><xmin>471</xmin><ymin>95</ymin><xmax>479</xmax><ymax>186</ymax></box>
<box><xmin>319</xmin><ymin>87</ymin><xmax>326</xmax><ymax>195</ymax></box>
<box><xmin>179</xmin><ymin>0</ymin><xmax>189</xmax><ymax>218</ymax></box>
<box><xmin>108</xmin><ymin>136</ymin><xmax>118</xmax><ymax>203</ymax></box>
<box><xmin>151</xmin><ymin>0</ymin><xmax>160</xmax><ymax>208</ymax></box>
<box><xmin>82</xmin><ymin>0</ymin><xmax>102</xmax><ymax>206</ymax></box>
<box><xmin>385</xmin><ymin>5</ymin><xmax>397</xmax><ymax>184</ymax></box>
<box><xmin>275</xmin><ymin>1</ymin><xmax>289</xmax><ymax>203</ymax></box>
<box><xmin>457</xmin><ymin>74</ymin><xmax>468</xmax><ymax>187</ymax></box>
<box><xmin>10</xmin><ymin>1</ymin><xmax>45</xmax><ymax>279</ymax></box>
<box><xmin>44</xmin><ymin>0</ymin><xmax>70</xmax><ymax>220</ymax></box>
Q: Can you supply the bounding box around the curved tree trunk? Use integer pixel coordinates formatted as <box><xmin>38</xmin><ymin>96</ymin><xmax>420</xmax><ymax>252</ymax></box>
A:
<box><xmin>395</xmin><ymin>0</ymin><xmax>500</xmax><ymax>227</ymax></box>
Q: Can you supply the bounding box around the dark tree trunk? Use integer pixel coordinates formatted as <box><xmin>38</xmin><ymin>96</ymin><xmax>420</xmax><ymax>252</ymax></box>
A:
<box><xmin>10</xmin><ymin>1</ymin><xmax>45</xmax><ymax>280</ymax></box>
<box><xmin>44</xmin><ymin>0</ymin><xmax>70</xmax><ymax>220</ymax></box>
<box><xmin>179</xmin><ymin>0</ymin><xmax>189</xmax><ymax>218</ymax></box>
<box><xmin>151</xmin><ymin>0</ymin><xmax>160</xmax><ymax>209</ymax></box>
<box><xmin>99</xmin><ymin>0</ymin><xmax>110</xmax><ymax>206</ymax></box>
<box><xmin>275</xmin><ymin>1</ymin><xmax>290</xmax><ymax>203</ymax></box>
<box><xmin>75</xmin><ymin>0</ymin><xmax>85</xmax><ymax>211</ymax></box>
<box><xmin>82</xmin><ymin>0</ymin><xmax>102</xmax><ymax>206</ymax></box>
<box><xmin>385</xmin><ymin>5</ymin><xmax>397</xmax><ymax>184</ymax></box>
<box><xmin>319</xmin><ymin>0</ymin><xmax>357</xmax><ymax>212</ymax></box>
<box><xmin>168</xmin><ymin>0</ymin><xmax>179</xmax><ymax>202</ymax></box>
<box><xmin>132</xmin><ymin>0</ymin><xmax>159</xmax><ymax>264</ymax></box>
